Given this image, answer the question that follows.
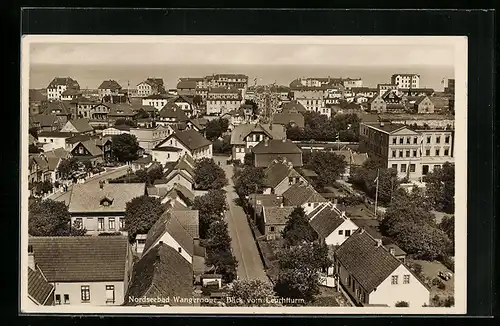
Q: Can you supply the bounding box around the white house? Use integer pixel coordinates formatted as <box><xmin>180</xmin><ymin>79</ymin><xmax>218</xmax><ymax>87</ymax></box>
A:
<box><xmin>333</xmin><ymin>229</ymin><xmax>430</xmax><ymax>307</ymax></box>
<box><xmin>152</xmin><ymin>129</ymin><xmax>212</xmax><ymax>165</ymax></box>
<box><xmin>262</xmin><ymin>158</ymin><xmax>308</xmax><ymax>195</ymax></box>
<box><xmin>282</xmin><ymin>182</ymin><xmax>329</xmax><ymax>215</ymax></box>
<box><xmin>46</xmin><ymin>77</ymin><xmax>80</xmax><ymax>101</ymax></box>
<box><xmin>142</xmin><ymin>94</ymin><xmax>170</xmax><ymax>111</ymax></box>
<box><xmin>38</xmin><ymin>131</ymin><xmax>74</xmax><ymax>152</ymax></box>
<box><xmin>308</xmin><ymin>202</ymin><xmax>359</xmax><ymax>246</ymax></box>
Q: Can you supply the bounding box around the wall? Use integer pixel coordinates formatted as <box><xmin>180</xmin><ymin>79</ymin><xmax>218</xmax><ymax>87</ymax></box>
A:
<box><xmin>150</xmin><ymin>232</ymin><xmax>192</xmax><ymax>264</ymax></box>
<box><xmin>265</xmin><ymin>224</ymin><xmax>285</xmax><ymax>240</ymax></box>
<box><xmin>52</xmin><ymin>280</ymin><xmax>125</xmax><ymax>306</ymax></box>
<box><xmin>274</xmin><ymin>174</ymin><xmax>308</xmax><ymax>196</ymax></box>
<box><xmin>41</xmin><ymin>137</ymin><xmax>67</xmax><ymax>152</ymax></box>
<box><xmin>301</xmin><ymin>201</ymin><xmax>326</xmax><ymax>215</ymax></box>
<box><xmin>232</xmin><ymin>145</ymin><xmax>246</xmax><ymax>162</ymax></box>
<box><xmin>324</xmin><ymin>219</ymin><xmax>359</xmax><ymax>246</ymax></box>
<box><xmin>152</xmin><ymin>149</ymin><xmax>181</xmax><ymax>165</ymax></box>
<box><xmin>163</xmin><ymin>172</ymin><xmax>193</xmax><ymax>191</ymax></box>
<box><xmin>368</xmin><ymin>264</ymin><xmax>430</xmax><ymax>307</ymax></box>
<box><xmin>71</xmin><ymin>214</ymin><xmax>125</xmax><ymax>236</ymax></box>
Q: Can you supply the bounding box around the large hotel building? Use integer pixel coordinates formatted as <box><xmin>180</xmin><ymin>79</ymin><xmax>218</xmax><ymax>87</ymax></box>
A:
<box><xmin>359</xmin><ymin>122</ymin><xmax>454</xmax><ymax>180</ymax></box>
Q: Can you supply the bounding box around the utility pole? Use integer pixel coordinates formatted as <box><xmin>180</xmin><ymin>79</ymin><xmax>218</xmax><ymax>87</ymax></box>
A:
<box><xmin>374</xmin><ymin>168</ymin><xmax>380</xmax><ymax>218</ymax></box>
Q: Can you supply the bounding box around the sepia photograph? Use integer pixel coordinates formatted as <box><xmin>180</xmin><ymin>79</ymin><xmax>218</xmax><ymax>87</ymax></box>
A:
<box><xmin>21</xmin><ymin>35</ymin><xmax>467</xmax><ymax>314</ymax></box>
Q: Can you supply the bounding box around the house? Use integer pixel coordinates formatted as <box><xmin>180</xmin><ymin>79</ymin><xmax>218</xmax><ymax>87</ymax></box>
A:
<box><xmin>141</xmin><ymin>210</ymin><xmax>207</xmax><ymax>277</ymax></box>
<box><xmin>154</xmin><ymin>168</ymin><xmax>194</xmax><ymax>195</ymax></box>
<box><xmin>137</xmin><ymin>78</ymin><xmax>165</xmax><ymax>97</ymax></box>
<box><xmin>28</xmin><ymin>154</ymin><xmax>51</xmax><ymax>185</ymax></box>
<box><xmin>98</xmin><ymin>80</ymin><xmax>122</xmax><ymax>99</ymax></box>
<box><xmin>42</xmin><ymin>101</ymin><xmax>73</xmax><ymax>124</ymax></box>
<box><xmin>399</xmin><ymin>88</ymin><xmax>435</xmax><ymax>97</ymax></box>
<box><xmin>167</xmin><ymin>95</ymin><xmax>195</xmax><ymax>118</ymax></box>
<box><xmin>308</xmin><ymin>202</ymin><xmax>359</xmax><ymax>246</ymax></box>
<box><xmin>333</xmin><ymin>229</ymin><xmax>430</xmax><ymax>307</ymax></box>
<box><xmin>160</xmin><ymin>183</ymin><xmax>196</xmax><ymax>208</ymax></box>
<box><xmin>152</xmin><ymin>129</ymin><xmax>212</xmax><ymax>165</ymax></box>
<box><xmin>124</xmin><ymin>242</ymin><xmax>194</xmax><ymax>306</ymax></box>
<box><xmin>188</xmin><ymin>118</ymin><xmax>208</xmax><ymax>133</ymax></box>
<box><xmin>142</xmin><ymin>94</ymin><xmax>171</xmax><ymax>110</ymax></box>
<box><xmin>280</xmin><ymin>100</ymin><xmax>307</xmax><ymax>114</ymax></box>
<box><xmin>101</xmin><ymin>125</ymin><xmax>131</xmax><ymax>137</ymax></box>
<box><xmin>391</xmin><ymin>74</ymin><xmax>420</xmax><ymax>89</ymax></box>
<box><xmin>46</xmin><ymin>77</ymin><xmax>80</xmax><ymax>101</ymax></box>
<box><xmin>29</xmin><ymin>114</ymin><xmax>61</xmax><ymax>132</ymax></box>
<box><xmin>72</xmin><ymin>97</ymin><xmax>100</xmax><ymax>119</ymax></box>
<box><xmin>60</xmin><ymin>118</ymin><xmax>94</xmax><ymax>134</ymax></box>
<box><xmin>248</xmin><ymin>193</ymin><xmax>283</xmax><ymax>224</ymax></box>
<box><xmin>252</xmin><ymin>139</ymin><xmax>303</xmax><ymax>168</ymax></box>
<box><xmin>67</xmin><ymin>182</ymin><xmax>146</xmax><ymax>235</ymax></box>
<box><xmin>70</xmin><ymin>139</ymin><xmax>104</xmax><ymax>166</ymax></box>
<box><xmin>38</xmin><ymin>131</ymin><xmax>75</xmax><ymax>152</ymax></box>
<box><xmin>366</xmin><ymin>95</ymin><xmax>387</xmax><ymax>113</ymax></box>
<box><xmin>60</xmin><ymin>88</ymin><xmax>82</xmax><ymax>101</ymax></box>
<box><xmin>407</xmin><ymin>96</ymin><xmax>435</xmax><ymax>114</ymax></box>
<box><xmin>260</xmin><ymin>206</ymin><xmax>295</xmax><ymax>240</ymax></box>
<box><xmin>282</xmin><ymin>182</ymin><xmax>328</xmax><ymax>214</ymax></box>
<box><xmin>176</xmin><ymin>80</ymin><xmax>197</xmax><ymax>96</ymax></box>
<box><xmin>107</xmin><ymin>104</ymin><xmax>138</xmax><ymax>125</ymax></box>
<box><xmin>351</xmin><ymin>87</ymin><xmax>378</xmax><ymax>98</ymax></box>
<box><xmin>41</xmin><ymin>148</ymin><xmax>71</xmax><ymax>183</ymax></box>
<box><xmin>272</xmin><ymin>112</ymin><xmax>305</xmax><ymax>128</ymax></box>
<box><xmin>86</xmin><ymin>102</ymin><xmax>111</xmax><ymax>126</ymax></box>
<box><xmin>157</xmin><ymin>103</ymin><xmax>190</xmax><ymax>125</ymax></box>
<box><xmin>377</xmin><ymin>84</ymin><xmax>398</xmax><ymax>97</ymax></box>
<box><xmin>29</xmin><ymin>89</ymin><xmax>48</xmax><ymax>116</ymax></box>
<box><xmin>384</xmin><ymin>243</ymin><xmax>407</xmax><ymax>264</ymax></box>
<box><xmin>206</xmin><ymin>87</ymin><xmax>242</xmax><ymax>115</ymax></box>
<box><xmin>262</xmin><ymin>158</ymin><xmax>309</xmax><ymax>195</ymax></box>
<box><xmin>230</xmin><ymin>123</ymin><xmax>286</xmax><ymax>163</ymax></box>
<box><xmin>28</xmin><ymin>236</ymin><xmax>134</xmax><ymax>306</ymax></box>
<box><xmin>129</xmin><ymin>125</ymin><xmax>173</xmax><ymax>154</ymax></box>
<box><xmin>28</xmin><ymin>265</ymin><xmax>55</xmax><ymax>306</ymax></box>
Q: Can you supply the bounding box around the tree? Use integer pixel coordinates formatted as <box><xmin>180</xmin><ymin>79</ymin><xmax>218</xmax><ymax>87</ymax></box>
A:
<box><xmin>29</xmin><ymin>199</ymin><xmax>86</xmax><ymax>236</ymax></box>
<box><xmin>206</xmin><ymin>249</ymin><xmax>238</xmax><ymax>283</ymax></box>
<box><xmin>29</xmin><ymin>144</ymin><xmax>41</xmax><ymax>153</ymax></box>
<box><xmin>305</xmin><ymin>151</ymin><xmax>347</xmax><ymax>189</ymax></box>
<box><xmin>243</xmin><ymin>152</ymin><xmax>254</xmax><ymax>166</ymax></box>
<box><xmin>114</xmin><ymin>118</ymin><xmax>137</xmax><ymax>127</ymax></box>
<box><xmin>423</xmin><ymin>162</ymin><xmax>455</xmax><ymax>213</ymax></box>
<box><xmin>234</xmin><ymin>166</ymin><xmax>265</xmax><ymax>198</ymax></box>
<box><xmin>135</xmin><ymin>109</ymin><xmax>150</xmax><ymax>120</ymax></box>
<box><xmin>245</xmin><ymin>99</ymin><xmax>259</xmax><ymax>117</ymax></box>
<box><xmin>193</xmin><ymin>158</ymin><xmax>228</xmax><ymax>190</ymax></box>
<box><xmin>193</xmin><ymin>95</ymin><xmax>203</xmax><ymax>107</ymax></box>
<box><xmin>205</xmin><ymin>118</ymin><xmax>230</xmax><ymax>141</ymax></box>
<box><xmin>282</xmin><ymin>207</ymin><xmax>318</xmax><ymax>247</ymax></box>
<box><xmin>207</xmin><ymin>220</ymin><xmax>232</xmax><ymax>252</ymax></box>
<box><xmin>193</xmin><ymin>189</ymin><xmax>228</xmax><ymax>239</ymax></box>
<box><xmin>57</xmin><ymin>158</ymin><xmax>80</xmax><ymax>180</ymax></box>
<box><xmin>395</xmin><ymin>301</ymin><xmax>409</xmax><ymax>307</ymax></box>
<box><xmin>227</xmin><ymin>279</ymin><xmax>280</xmax><ymax>307</ymax></box>
<box><xmin>124</xmin><ymin>195</ymin><xmax>165</xmax><ymax>242</ymax></box>
<box><xmin>274</xmin><ymin>242</ymin><xmax>332</xmax><ymax>303</ymax></box>
<box><xmin>286</xmin><ymin>124</ymin><xmax>304</xmax><ymax>141</ymax></box>
<box><xmin>213</xmin><ymin>135</ymin><xmax>232</xmax><ymax>155</ymax></box>
<box><xmin>439</xmin><ymin>215</ymin><xmax>454</xmax><ymax>243</ymax></box>
<box><xmin>111</xmin><ymin>134</ymin><xmax>140</xmax><ymax>163</ymax></box>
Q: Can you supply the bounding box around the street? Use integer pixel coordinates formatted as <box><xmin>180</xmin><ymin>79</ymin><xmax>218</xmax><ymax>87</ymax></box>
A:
<box><xmin>220</xmin><ymin>159</ymin><xmax>269</xmax><ymax>282</ymax></box>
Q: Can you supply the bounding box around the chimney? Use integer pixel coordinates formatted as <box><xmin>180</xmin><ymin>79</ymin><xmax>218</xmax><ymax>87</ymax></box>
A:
<box><xmin>280</xmin><ymin>203</ymin><xmax>283</xmax><ymax>208</ymax></box>
<box><xmin>282</xmin><ymin>137</ymin><xmax>286</xmax><ymax>142</ymax></box>
<box><xmin>360</xmin><ymin>228</ymin><xmax>365</xmax><ymax>234</ymax></box>
<box><xmin>28</xmin><ymin>245</ymin><xmax>35</xmax><ymax>270</ymax></box>
<box><xmin>389</xmin><ymin>247</ymin><xmax>396</xmax><ymax>256</ymax></box>
<box><xmin>376</xmin><ymin>239</ymin><xmax>382</xmax><ymax>247</ymax></box>
<box><xmin>264</xmin><ymin>138</ymin><xmax>269</xmax><ymax>146</ymax></box>
<box><xmin>333</xmin><ymin>198</ymin><xmax>338</xmax><ymax>205</ymax></box>
<box><xmin>380</xmin><ymin>121</ymin><xmax>385</xmax><ymax>127</ymax></box>
<box><xmin>99</xmin><ymin>180</ymin><xmax>104</xmax><ymax>190</ymax></box>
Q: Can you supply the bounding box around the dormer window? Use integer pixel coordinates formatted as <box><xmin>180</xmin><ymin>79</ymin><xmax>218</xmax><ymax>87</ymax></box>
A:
<box><xmin>100</xmin><ymin>197</ymin><xmax>114</xmax><ymax>206</ymax></box>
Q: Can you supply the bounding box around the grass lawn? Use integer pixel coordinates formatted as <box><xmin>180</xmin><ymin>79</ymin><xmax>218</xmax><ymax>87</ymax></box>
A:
<box><xmin>408</xmin><ymin>258</ymin><xmax>455</xmax><ymax>299</ymax></box>
<box><xmin>307</xmin><ymin>286</ymin><xmax>350</xmax><ymax>307</ymax></box>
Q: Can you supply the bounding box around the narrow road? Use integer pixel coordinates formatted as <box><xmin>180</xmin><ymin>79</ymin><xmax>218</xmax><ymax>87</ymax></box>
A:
<box><xmin>221</xmin><ymin>160</ymin><xmax>268</xmax><ymax>282</ymax></box>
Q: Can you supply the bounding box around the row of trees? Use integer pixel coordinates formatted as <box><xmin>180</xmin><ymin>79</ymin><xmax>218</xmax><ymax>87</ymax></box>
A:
<box><xmin>205</xmin><ymin>118</ymin><xmax>229</xmax><ymax>141</ymax></box>
<box><xmin>193</xmin><ymin>158</ymin><xmax>228</xmax><ymax>190</ymax></box>
<box><xmin>286</xmin><ymin>111</ymin><xmax>361</xmax><ymax>142</ymax></box>
<box><xmin>28</xmin><ymin>199</ymin><xmax>87</xmax><ymax>236</ymax></box>
<box><xmin>302</xmin><ymin>151</ymin><xmax>347</xmax><ymax>191</ymax></box>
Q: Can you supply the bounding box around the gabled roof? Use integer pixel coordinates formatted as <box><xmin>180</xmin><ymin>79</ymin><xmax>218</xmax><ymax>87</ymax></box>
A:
<box><xmin>248</xmin><ymin>194</ymin><xmax>283</xmax><ymax>214</ymax></box>
<box><xmin>30</xmin><ymin>114</ymin><xmax>59</xmax><ymax>128</ymax></box>
<box><xmin>74</xmin><ymin>139</ymin><xmax>103</xmax><ymax>156</ymax></box>
<box><xmin>281</xmin><ymin>100</ymin><xmax>307</xmax><ymax>113</ymax></box>
<box><xmin>124</xmin><ymin>243</ymin><xmax>193</xmax><ymax>305</ymax></box>
<box><xmin>61</xmin><ymin>88</ymin><xmax>81</xmax><ymax>96</ymax></box>
<box><xmin>332</xmin><ymin>149</ymin><xmax>368</xmax><ymax>167</ymax></box>
<box><xmin>362</xmin><ymin>122</ymin><xmax>410</xmax><ymax>134</ymax></box>
<box><xmin>29</xmin><ymin>236</ymin><xmax>129</xmax><ymax>282</ymax></box>
<box><xmin>414</xmin><ymin>95</ymin><xmax>430</xmax><ymax>105</ymax></box>
<box><xmin>263</xmin><ymin>159</ymin><xmax>300</xmax><ymax>188</ymax></box>
<box><xmin>68</xmin><ymin>183</ymin><xmax>145</xmax><ymax>213</ymax></box>
<box><xmin>367</xmin><ymin>95</ymin><xmax>383</xmax><ymax>105</ymax></box>
<box><xmin>176</xmin><ymin>80</ymin><xmax>197</xmax><ymax>89</ymax></box>
<box><xmin>189</xmin><ymin>118</ymin><xmax>208</xmax><ymax>130</ymax></box>
<box><xmin>108</xmin><ymin>104</ymin><xmax>137</xmax><ymax>117</ymax></box>
<box><xmin>263</xmin><ymin>206</ymin><xmax>295</xmax><ymax>225</ymax></box>
<box><xmin>252</xmin><ymin>139</ymin><xmax>302</xmax><ymax>154</ymax></box>
<box><xmin>65</xmin><ymin>118</ymin><xmax>93</xmax><ymax>133</ymax></box>
<box><xmin>164</xmin><ymin>183</ymin><xmax>196</xmax><ymax>205</ymax></box>
<box><xmin>282</xmin><ymin>182</ymin><xmax>328</xmax><ymax>207</ymax></box>
<box><xmin>28</xmin><ymin>267</ymin><xmax>54</xmax><ymax>305</ymax></box>
<box><xmin>309</xmin><ymin>204</ymin><xmax>348</xmax><ymax>238</ymax></box>
<box><xmin>158</xmin><ymin>105</ymin><xmax>189</xmax><ymax>121</ymax></box>
<box><xmin>156</xmin><ymin>130</ymin><xmax>211</xmax><ymax>151</ymax></box>
<box><xmin>334</xmin><ymin>229</ymin><xmax>404</xmax><ymax>293</ymax></box>
<box><xmin>143</xmin><ymin>211</ymin><xmax>194</xmax><ymax>257</ymax></box>
<box><xmin>44</xmin><ymin>101</ymin><xmax>71</xmax><ymax>116</ymax></box>
<box><xmin>98</xmin><ymin>79</ymin><xmax>122</xmax><ymax>91</ymax></box>
<box><xmin>272</xmin><ymin>112</ymin><xmax>305</xmax><ymax>128</ymax></box>
<box><xmin>29</xmin><ymin>89</ymin><xmax>47</xmax><ymax>102</ymax></box>
<box><xmin>171</xmin><ymin>210</ymin><xmax>199</xmax><ymax>239</ymax></box>
<box><xmin>47</xmin><ymin>77</ymin><xmax>79</xmax><ymax>89</ymax></box>
<box><xmin>230</xmin><ymin>123</ymin><xmax>286</xmax><ymax>145</ymax></box>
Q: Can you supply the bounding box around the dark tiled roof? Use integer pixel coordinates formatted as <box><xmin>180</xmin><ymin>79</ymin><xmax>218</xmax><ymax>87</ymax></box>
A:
<box><xmin>165</xmin><ymin>183</ymin><xmax>196</xmax><ymax>204</ymax></box>
<box><xmin>68</xmin><ymin>183</ymin><xmax>145</xmax><ymax>213</ymax></box>
<box><xmin>108</xmin><ymin>104</ymin><xmax>137</xmax><ymax>117</ymax></box>
<box><xmin>47</xmin><ymin>77</ymin><xmax>80</xmax><ymax>89</ymax></box>
<box><xmin>29</xmin><ymin>89</ymin><xmax>47</xmax><ymax>102</ymax></box>
<box><xmin>263</xmin><ymin>160</ymin><xmax>299</xmax><ymax>188</ymax></box>
<box><xmin>157</xmin><ymin>130</ymin><xmax>211</xmax><ymax>151</ymax></box>
<box><xmin>125</xmin><ymin>243</ymin><xmax>193</xmax><ymax>305</ymax></box>
<box><xmin>248</xmin><ymin>194</ymin><xmax>283</xmax><ymax>214</ymax></box>
<box><xmin>230</xmin><ymin>123</ymin><xmax>286</xmax><ymax>145</ymax></box>
<box><xmin>384</xmin><ymin>243</ymin><xmax>406</xmax><ymax>257</ymax></box>
<box><xmin>281</xmin><ymin>100</ymin><xmax>307</xmax><ymax>113</ymax></box>
<box><xmin>29</xmin><ymin>236</ymin><xmax>129</xmax><ymax>282</ymax></box>
<box><xmin>30</xmin><ymin>114</ymin><xmax>59</xmax><ymax>127</ymax></box>
<box><xmin>158</xmin><ymin>105</ymin><xmax>189</xmax><ymax>121</ymax></box>
<box><xmin>263</xmin><ymin>206</ymin><xmax>295</xmax><ymax>225</ymax></box>
<box><xmin>252</xmin><ymin>139</ymin><xmax>302</xmax><ymax>154</ymax></box>
<box><xmin>28</xmin><ymin>267</ymin><xmax>54</xmax><ymax>305</ymax></box>
<box><xmin>362</xmin><ymin>122</ymin><xmax>408</xmax><ymax>134</ymax></box>
<box><xmin>282</xmin><ymin>182</ymin><xmax>328</xmax><ymax>207</ymax></box>
<box><xmin>177</xmin><ymin>80</ymin><xmax>197</xmax><ymax>89</ymax></box>
<box><xmin>65</xmin><ymin>118</ymin><xmax>93</xmax><ymax>133</ymax></box>
<box><xmin>171</xmin><ymin>210</ymin><xmax>199</xmax><ymax>239</ymax></box>
<box><xmin>98</xmin><ymin>80</ymin><xmax>122</xmax><ymax>91</ymax></box>
<box><xmin>38</xmin><ymin>131</ymin><xmax>75</xmax><ymax>138</ymax></box>
<box><xmin>77</xmin><ymin>139</ymin><xmax>104</xmax><ymax>156</ymax></box>
<box><xmin>272</xmin><ymin>112</ymin><xmax>305</xmax><ymax>128</ymax></box>
<box><xmin>309</xmin><ymin>204</ymin><xmax>346</xmax><ymax>238</ymax></box>
<box><xmin>334</xmin><ymin>230</ymin><xmax>401</xmax><ymax>292</ymax></box>
<box><xmin>152</xmin><ymin>146</ymin><xmax>183</xmax><ymax>152</ymax></box>
<box><xmin>44</xmin><ymin>101</ymin><xmax>71</xmax><ymax>116</ymax></box>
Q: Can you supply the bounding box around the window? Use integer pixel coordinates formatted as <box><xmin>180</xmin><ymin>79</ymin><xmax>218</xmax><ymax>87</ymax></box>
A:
<box><xmin>444</xmin><ymin>149</ymin><xmax>449</xmax><ymax>156</ymax></box>
<box><xmin>405</xmin><ymin>150</ymin><xmax>410</xmax><ymax>157</ymax></box>
<box><xmin>270</xmin><ymin>226</ymin><xmax>275</xmax><ymax>232</ymax></box>
<box><xmin>425</xmin><ymin>149</ymin><xmax>430</xmax><ymax>156</ymax></box>
<box><xmin>105</xmin><ymin>285</ymin><xmax>115</xmax><ymax>304</ymax></box>
<box><xmin>307</xmin><ymin>203</ymin><xmax>312</xmax><ymax>207</ymax></box>
<box><xmin>410</xmin><ymin>164</ymin><xmax>416</xmax><ymax>172</ymax></box>
<box><xmin>81</xmin><ymin>286</ymin><xmax>90</xmax><ymax>302</ymax></box>
<box><xmin>345</xmin><ymin>230</ymin><xmax>351</xmax><ymax>237</ymax></box>
<box><xmin>98</xmin><ymin>218</ymin><xmax>104</xmax><ymax>230</ymax></box>
<box><xmin>119</xmin><ymin>218</ymin><xmax>124</xmax><ymax>230</ymax></box>
<box><xmin>413</xmin><ymin>150</ymin><xmax>417</xmax><ymax>157</ymax></box>
<box><xmin>64</xmin><ymin>294</ymin><xmax>70</xmax><ymax>304</ymax></box>
<box><xmin>427</xmin><ymin>136</ymin><xmax>431</xmax><ymax>144</ymax></box>
<box><xmin>109</xmin><ymin>218</ymin><xmax>115</xmax><ymax>230</ymax></box>
<box><xmin>55</xmin><ymin>294</ymin><xmax>61</xmax><ymax>305</ymax></box>
<box><xmin>392</xmin><ymin>150</ymin><xmax>396</xmax><ymax>158</ymax></box>
<box><xmin>435</xmin><ymin>149</ymin><xmax>440</xmax><ymax>156</ymax></box>
<box><xmin>399</xmin><ymin>150</ymin><xmax>403</xmax><ymax>158</ymax></box>
<box><xmin>406</xmin><ymin>137</ymin><xmax>410</xmax><ymax>144</ymax></box>
<box><xmin>399</xmin><ymin>137</ymin><xmax>403</xmax><ymax>144</ymax></box>
<box><xmin>403</xmin><ymin>275</ymin><xmax>410</xmax><ymax>284</ymax></box>
<box><xmin>391</xmin><ymin>164</ymin><xmax>397</xmax><ymax>170</ymax></box>
<box><xmin>436</xmin><ymin>136</ymin><xmax>441</xmax><ymax>144</ymax></box>
<box><xmin>413</xmin><ymin>137</ymin><xmax>418</xmax><ymax>144</ymax></box>
<box><xmin>178</xmin><ymin>247</ymin><xmax>182</xmax><ymax>253</ymax></box>
<box><xmin>400</xmin><ymin>164</ymin><xmax>407</xmax><ymax>173</ymax></box>
<box><xmin>391</xmin><ymin>275</ymin><xmax>398</xmax><ymax>285</ymax></box>
<box><xmin>338</xmin><ymin>230</ymin><xmax>343</xmax><ymax>235</ymax></box>
<box><xmin>445</xmin><ymin>136</ymin><xmax>450</xmax><ymax>144</ymax></box>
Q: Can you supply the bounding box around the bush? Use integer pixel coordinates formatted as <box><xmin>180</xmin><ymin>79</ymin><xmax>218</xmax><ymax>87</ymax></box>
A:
<box><xmin>432</xmin><ymin>277</ymin><xmax>445</xmax><ymax>288</ymax></box>
<box><xmin>437</xmin><ymin>282</ymin><xmax>446</xmax><ymax>290</ymax></box>
<box><xmin>443</xmin><ymin>296</ymin><xmax>455</xmax><ymax>307</ymax></box>
<box><xmin>395</xmin><ymin>301</ymin><xmax>409</xmax><ymax>307</ymax></box>
<box><xmin>440</xmin><ymin>255</ymin><xmax>455</xmax><ymax>272</ymax></box>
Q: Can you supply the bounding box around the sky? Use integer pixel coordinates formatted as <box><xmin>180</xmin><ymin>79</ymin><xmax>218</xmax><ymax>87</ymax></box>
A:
<box><xmin>28</xmin><ymin>39</ymin><xmax>456</xmax><ymax>67</ymax></box>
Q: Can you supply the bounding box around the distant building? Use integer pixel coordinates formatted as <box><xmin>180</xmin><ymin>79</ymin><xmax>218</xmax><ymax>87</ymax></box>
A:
<box><xmin>152</xmin><ymin>129</ymin><xmax>212</xmax><ymax>164</ymax></box>
<box><xmin>142</xmin><ymin>94</ymin><xmax>171</xmax><ymax>110</ymax></box>
<box><xmin>206</xmin><ymin>87</ymin><xmax>242</xmax><ymax>115</ymax></box>
<box><xmin>98</xmin><ymin>80</ymin><xmax>122</xmax><ymax>99</ymax></box>
<box><xmin>176</xmin><ymin>80</ymin><xmax>197</xmax><ymax>96</ymax></box>
<box><xmin>137</xmin><ymin>78</ymin><xmax>165</xmax><ymax>97</ymax></box>
<box><xmin>391</xmin><ymin>73</ymin><xmax>420</xmax><ymax>89</ymax></box>
<box><xmin>46</xmin><ymin>77</ymin><xmax>80</xmax><ymax>101</ymax></box>
<box><xmin>281</xmin><ymin>182</ymin><xmax>328</xmax><ymax>214</ymax></box>
<box><xmin>252</xmin><ymin>139</ymin><xmax>303</xmax><ymax>168</ymax></box>
<box><xmin>366</xmin><ymin>95</ymin><xmax>387</xmax><ymax>113</ymax></box>
<box><xmin>272</xmin><ymin>112</ymin><xmax>305</xmax><ymax>128</ymax></box>
<box><xmin>60</xmin><ymin>118</ymin><xmax>94</xmax><ymax>135</ymax></box>
<box><xmin>405</xmin><ymin>95</ymin><xmax>435</xmax><ymax>114</ymax></box>
<box><xmin>130</xmin><ymin>125</ymin><xmax>172</xmax><ymax>154</ymax></box>
<box><xmin>230</xmin><ymin>123</ymin><xmax>286</xmax><ymax>163</ymax></box>
<box><xmin>377</xmin><ymin>84</ymin><xmax>398</xmax><ymax>97</ymax></box>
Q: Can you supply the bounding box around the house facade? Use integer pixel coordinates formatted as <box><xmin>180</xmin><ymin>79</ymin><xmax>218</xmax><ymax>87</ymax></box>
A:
<box><xmin>206</xmin><ymin>87</ymin><xmax>242</xmax><ymax>115</ymax></box>
<box><xmin>308</xmin><ymin>203</ymin><xmax>359</xmax><ymax>247</ymax></box>
<box><xmin>46</xmin><ymin>77</ymin><xmax>80</xmax><ymax>101</ymax></box>
<box><xmin>98</xmin><ymin>80</ymin><xmax>122</xmax><ymax>99</ymax></box>
<box><xmin>153</xmin><ymin>129</ymin><xmax>212</xmax><ymax>165</ymax></box>
<box><xmin>391</xmin><ymin>74</ymin><xmax>420</xmax><ymax>89</ymax></box>
<box><xmin>260</xmin><ymin>206</ymin><xmax>295</xmax><ymax>240</ymax></box>
<box><xmin>130</xmin><ymin>125</ymin><xmax>173</xmax><ymax>154</ymax></box>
